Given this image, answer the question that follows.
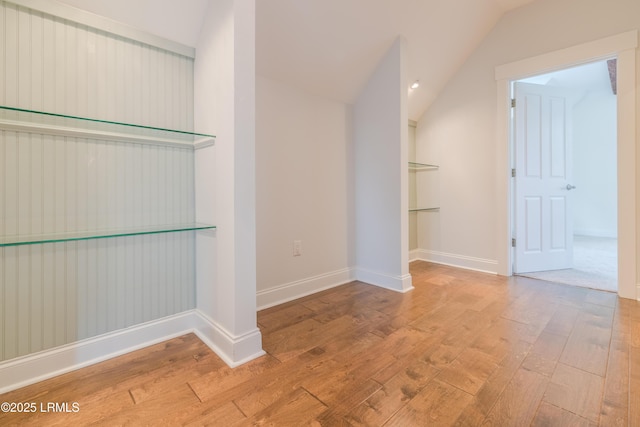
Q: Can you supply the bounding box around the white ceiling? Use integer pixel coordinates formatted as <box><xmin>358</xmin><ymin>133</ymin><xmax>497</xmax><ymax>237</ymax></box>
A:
<box><xmin>56</xmin><ymin>0</ymin><xmax>538</xmax><ymax>121</ymax></box>
<box><xmin>256</xmin><ymin>0</ymin><xmax>537</xmax><ymax>120</ymax></box>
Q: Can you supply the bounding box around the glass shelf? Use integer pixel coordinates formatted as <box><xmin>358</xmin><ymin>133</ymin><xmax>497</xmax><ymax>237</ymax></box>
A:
<box><xmin>0</xmin><ymin>223</ymin><xmax>216</xmax><ymax>247</ymax></box>
<box><xmin>409</xmin><ymin>162</ymin><xmax>438</xmax><ymax>171</ymax></box>
<box><xmin>0</xmin><ymin>106</ymin><xmax>215</xmax><ymax>148</ymax></box>
<box><xmin>409</xmin><ymin>207</ymin><xmax>440</xmax><ymax>213</ymax></box>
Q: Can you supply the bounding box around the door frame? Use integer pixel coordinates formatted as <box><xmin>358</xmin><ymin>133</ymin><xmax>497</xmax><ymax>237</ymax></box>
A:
<box><xmin>494</xmin><ymin>30</ymin><xmax>638</xmax><ymax>300</ymax></box>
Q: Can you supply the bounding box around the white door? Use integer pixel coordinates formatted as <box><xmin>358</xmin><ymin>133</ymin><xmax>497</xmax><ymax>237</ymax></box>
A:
<box><xmin>514</xmin><ymin>82</ymin><xmax>576</xmax><ymax>273</ymax></box>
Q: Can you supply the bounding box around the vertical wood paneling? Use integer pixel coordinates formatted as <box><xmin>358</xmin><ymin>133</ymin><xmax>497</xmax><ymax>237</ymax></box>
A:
<box><xmin>65</xmin><ymin>243</ymin><xmax>77</xmax><ymax>344</ymax></box>
<box><xmin>0</xmin><ymin>1</ymin><xmax>198</xmax><ymax>361</ymax></box>
<box><xmin>0</xmin><ymin>134</ymin><xmax>3</xmax><ymax>359</ymax></box>
<box><xmin>53</xmin><ymin>137</ymin><xmax>65</xmax><ymax>232</ymax></box>
<box><xmin>30</xmin><ymin>245</ymin><xmax>43</xmax><ymax>353</ymax></box>
<box><xmin>42</xmin><ymin>245</ymin><xmax>55</xmax><ymax>349</ymax></box>
<box><xmin>17</xmin><ymin>133</ymin><xmax>29</xmax><ymax>236</ymax></box>
<box><xmin>4</xmin><ymin>248</ymin><xmax>18</xmax><ymax>360</ymax></box>
<box><xmin>86</xmin><ymin>241</ymin><xmax>98</xmax><ymax>338</ymax></box>
<box><xmin>0</xmin><ymin>4</ymin><xmax>5</xmax><ymax>106</ymax></box>
<box><xmin>115</xmin><ymin>237</ymin><xmax>126</xmax><ymax>331</ymax></box>
<box><xmin>149</xmin><ymin>233</ymin><xmax>159</xmax><ymax>321</ymax></box>
<box><xmin>0</xmin><ymin>15</ymin><xmax>4</xmax><ymax>331</ymax></box>
<box><xmin>30</xmin><ymin>11</ymin><xmax>43</xmax><ymax>111</ymax></box>
<box><xmin>53</xmin><ymin>244</ymin><xmax>66</xmax><ymax>347</ymax></box>
<box><xmin>76</xmin><ymin>25</ymin><xmax>88</xmax><ymax>117</ymax></box>
<box><xmin>17</xmin><ymin>246</ymin><xmax>29</xmax><ymax>356</ymax></box>
<box><xmin>4</xmin><ymin>133</ymin><xmax>17</xmax><ymax>235</ymax></box>
<box><xmin>93</xmin><ymin>29</ymin><xmax>106</xmax><ymax>121</ymax></box>
<box><xmin>86</xmin><ymin>141</ymin><xmax>97</xmax><ymax>231</ymax></box>
<box><xmin>76</xmin><ymin>240</ymin><xmax>88</xmax><ymax>339</ymax></box>
<box><xmin>53</xmin><ymin>16</ymin><xmax>65</xmax><ymax>114</ymax></box>
<box><xmin>17</xmin><ymin>5</ymin><xmax>30</xmax><ymax>106</ymax></box>
<box><xmin>42</xmin><ymin>135</ymin><xmax>55</xmax><ymax>233</ymax></box>
<box><xmin>76</xmin><ymin>139</ymin><xmax>88</xmax><ymax>231</ymax></box>
<box><xmin>31</xmin><ymin>135</ymin><xmax>43</xmax><ymax>235</ymax></box>
<box><xmin>5</xmin><ymin>4</ymin><xmax>17</xmax><ymax>106</ymax></box>
<box><xmin>97</xmin><ymin>240</ymin><xmax>108</xmax><ymax>336</ymax></box>
<box><xmin>41</xmin><ymin>14</ymin><xmax>55</xmax><ymax>113</ymax></box>
<box><xmin>65</xmin><ymin>139</ymin><xmax>77</xmax><ymax>231</ymax></box>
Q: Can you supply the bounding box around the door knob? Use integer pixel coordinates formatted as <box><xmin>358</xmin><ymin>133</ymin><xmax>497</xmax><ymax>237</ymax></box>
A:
<box><xmin>566</xmin><ymin>184</ymin><xmax>576</xmax><ymax>190</ymax></box>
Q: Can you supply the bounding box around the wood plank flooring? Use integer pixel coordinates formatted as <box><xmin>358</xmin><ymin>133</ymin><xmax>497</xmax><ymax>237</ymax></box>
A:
<box><xmin>1</xmin><ymin>261</ymin><xmax>639</xmax><ymax>426</ymax></box>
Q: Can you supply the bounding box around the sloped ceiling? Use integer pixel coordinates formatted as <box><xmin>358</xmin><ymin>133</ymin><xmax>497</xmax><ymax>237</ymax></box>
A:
<box><xmin>56</xmin><ymin>0</ymin><xmax>537</xmax><ymax>121</ymax></box>
<box><xmin>256</xmin><ymin>0</ymin><xmax>537</xmax><ymax>120</ymax></box>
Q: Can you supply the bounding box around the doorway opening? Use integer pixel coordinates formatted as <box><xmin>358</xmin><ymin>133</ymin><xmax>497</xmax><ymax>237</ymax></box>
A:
<box><xmin>495</xmin><ymin>30</ymin><xmax>637</xmax><ymax>300</ymax></box>
<box><xmin>511</xmin><ymin>60</ymin><xmax>618</xmax><ymax>292</ymax></box>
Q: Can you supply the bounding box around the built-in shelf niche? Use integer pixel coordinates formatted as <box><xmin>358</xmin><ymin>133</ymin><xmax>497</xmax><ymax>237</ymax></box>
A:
<box><xmin>0</xmin><ymin>105</ymin><xmax>216</xmax><ymax>248</ymax></box>
<box><xmin>409</xmin><ymin>161</ymin><xmax>439</xmax><ymax>212</ymax></box>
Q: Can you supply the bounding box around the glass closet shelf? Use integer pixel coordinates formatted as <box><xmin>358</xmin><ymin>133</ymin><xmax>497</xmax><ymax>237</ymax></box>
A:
<box><xmin>0</xmin><ymin>106</ymin><xmax>215</xmax><ymax>149</ymax></box>
<box><xmin>0</xmin><ymin>223</ymin><xmax>216</xmax><ymax>247</ymax></box>
<box><xmin>409</xmin><ymin>207</ymin><xmax>440</xmax><ymax>212</ymax></box>
<box><xmin>409</xmin><ymin>162</ymin><xmax>438</xmax><ymax>171</ymax></box>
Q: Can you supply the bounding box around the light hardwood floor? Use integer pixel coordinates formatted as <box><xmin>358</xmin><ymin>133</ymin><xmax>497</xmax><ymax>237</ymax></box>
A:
<box><xmin>1</xmin><ymin>261</ymin><xmax>639</xmax><ymax>426</ymax></box>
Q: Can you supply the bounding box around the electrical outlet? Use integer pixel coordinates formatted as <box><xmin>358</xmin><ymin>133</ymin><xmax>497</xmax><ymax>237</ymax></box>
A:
<box><xmin>293</xmin><ymin>240</ymin><xmax>302</xmax><ymax>256</ymax></box>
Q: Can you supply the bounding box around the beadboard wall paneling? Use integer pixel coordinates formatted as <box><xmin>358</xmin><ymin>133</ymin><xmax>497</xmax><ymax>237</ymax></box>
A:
<box><xmin>0</xmin><ymin>1</ymin><xmax>197</xmax><ymax>362</ymax></box>
<box><xmin>0</xmin><ymin>1</ymin><xmax>194</xmax><ymax>129</ymax></box>
<box><xmin>1</xmin><ymin>235</ymin><xmax>196</xmax><ymax>361</ymax></box>
<box><xmin>1</xmin><ymin>135</ymin><xmax>195</xmax><ymax>235</ymax></box>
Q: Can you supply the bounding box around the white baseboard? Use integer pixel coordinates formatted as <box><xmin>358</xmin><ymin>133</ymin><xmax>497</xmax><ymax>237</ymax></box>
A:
<box><xmin>354</xmin><ymin>268</ymin><xmax>414</xmax><ymax>293</ymax></box>
<box><xmin>257</xmin><ymin>268</ymin><xmax>355</xmax><ymax>310</ymax></box>
<box><xmin>409</xmin><ymin>249</ymin><xmax>421</xmax><ymax>262</ymax></box>
<box><xmin>192</xmin><ymin>310</ymin><xmax>265</xmax><ymax>367</ymax></box>
<box><xmin>0</xmin><ymin>310</ymin><xmax>265</xmax><ymax>394</ymax></box>
<box><xmin>412</xmin><ymin>249</ymin><xmax>498</xmax><ymax>274</ymax></box>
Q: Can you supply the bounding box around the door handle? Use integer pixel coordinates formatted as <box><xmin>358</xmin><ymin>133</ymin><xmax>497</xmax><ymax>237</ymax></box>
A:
<box><xmin>566</xmin><ymin>184</ymin><xmax>576</xmax><ymax>190</ymax></box>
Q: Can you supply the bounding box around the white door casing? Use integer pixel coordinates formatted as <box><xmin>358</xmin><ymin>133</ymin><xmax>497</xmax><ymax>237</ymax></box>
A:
<box><xmin>513</xmin><ymin>82</ymin><xmax>576</xmax><ymax>273</ymax></box>
<box><xmin>495</xmin><ymin>31</ymin><xmax>637</xmax><ymax>299</ymax></box>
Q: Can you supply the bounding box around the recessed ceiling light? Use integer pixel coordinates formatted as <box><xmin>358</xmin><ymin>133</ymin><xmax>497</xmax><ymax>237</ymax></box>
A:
<box><xmin>410</xmin><ymin>81</ymin><xmax>420</xmax><ymax>90</ymax></box>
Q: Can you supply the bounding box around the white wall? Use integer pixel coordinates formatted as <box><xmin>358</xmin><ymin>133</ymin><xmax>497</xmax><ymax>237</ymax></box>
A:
<box><xmin>256</xmin><ymin>37</ymin><xmax>412</xmax><ymax>302</ymax></box>
<box><xmin>415</xmin><ymin>0</ymin><xmax>639</xmax><ymax>275</ymax></box>
<box><xmin>255</xmin><ymin>76</ymin><xmax>353</xmax><ymax>308</ymax></box>
<box><xmin>353</xmin><ymin>37</ymin><xmax>411</xmax><ymax>291</ymax></box>
<box><xmin>573</xmin><ymin>89</ymin><xmax>617</xmax><ymax>237</ymax></box>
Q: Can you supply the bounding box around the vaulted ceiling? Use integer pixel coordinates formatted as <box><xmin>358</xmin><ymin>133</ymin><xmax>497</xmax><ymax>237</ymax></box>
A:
<box><xmin>256</xmin><ymin>0</ymin><xmax>537</xmax><ymax>120</ymax></box>
<box><xmin>57</xmin><ymin>0</ymin><xmax>538</xmax><ymax>121</ymax></box>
